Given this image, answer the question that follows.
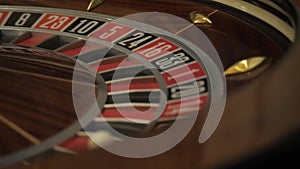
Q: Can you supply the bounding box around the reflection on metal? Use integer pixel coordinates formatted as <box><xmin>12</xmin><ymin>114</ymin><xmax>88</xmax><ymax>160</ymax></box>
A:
<box><xmin>53</xmin><ymin>146</ymin><xmax>77</xmax><ymax>155</ymax></box>
<box><xmin>212</xmin><ymin>0</ymin><xmax>295</xmax><ymax>41</ymax></box>
<box><xmin>87</xmin><ymin>0</ymin><xmax>104</xmax><ymax>11</ymax></box>
<box><xmin>190</xmin><ymin>11</ymin><xmax>213</xmax><ymax>26</ymax></box>
<box><xmin>225</xmin><ymin>56</ymin><xmax>272</xmax><ymax>80</ymax></box>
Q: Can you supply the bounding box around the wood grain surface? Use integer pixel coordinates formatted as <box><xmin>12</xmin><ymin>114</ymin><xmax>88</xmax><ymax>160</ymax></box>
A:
<box><xmin>0</xmin><ymin>48</ymin><xmax>73</xmax><ymax>148</ymax></box>
<box><xmin>0</xmin><ymin>45</ymin><xmax>98</xmax><ymax>164</ymax></box>
<box><xmin>0</xmin><ymin>1</ymin><xmax>299</xmax><ymax>169</ymax></box>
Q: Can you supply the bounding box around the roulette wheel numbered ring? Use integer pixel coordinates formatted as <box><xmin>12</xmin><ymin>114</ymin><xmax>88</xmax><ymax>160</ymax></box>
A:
<box><xmin>0</xmin><ymin>0</ymin><xmax>299</xmax><ymax>168</ymax></box>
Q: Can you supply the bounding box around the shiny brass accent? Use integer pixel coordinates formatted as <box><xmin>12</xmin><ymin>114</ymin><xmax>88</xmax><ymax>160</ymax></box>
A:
<box><xmin>225</xmin><ymin>56</ymin><xmax>272</xmax><ymax>80</ymax></box>
<box><xmin>190</xmin><ymin>11</ymin><xmax>213</xmax><ymax>26</ymax></box>
<box><xmin>87</xmin><ymin>131</ymin><xmax>116</xmax><ymax>150</ymax></box>
<box><xmin>87</xmin><ymin>0</ymin><xmax>104</xmax><ymax>11</ymax></box>
<box><xmin>87</xmin><ymin>139</ymin><xmax>99</xmax><ymax>150</ymax></box>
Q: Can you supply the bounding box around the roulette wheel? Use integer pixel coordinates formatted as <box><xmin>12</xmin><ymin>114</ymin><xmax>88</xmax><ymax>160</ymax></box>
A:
<box><xmin>0</xmin><ymin>0</ymin><xmax>299</xmax><ymax>169</ymax></box>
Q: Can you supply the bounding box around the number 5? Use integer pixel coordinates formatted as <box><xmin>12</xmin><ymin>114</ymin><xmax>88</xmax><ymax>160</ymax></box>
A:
<box><xmin>99</xmin><ymin>26</ymin><xmax>123</xmax><ymax>39</ymax></box>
